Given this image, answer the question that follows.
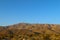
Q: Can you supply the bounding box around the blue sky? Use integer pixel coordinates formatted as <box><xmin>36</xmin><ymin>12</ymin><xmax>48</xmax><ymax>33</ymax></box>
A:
<box><xmin>0</xmin><ymin>0</ymin><xmax>60</xmax><ymax>26</ymax></box>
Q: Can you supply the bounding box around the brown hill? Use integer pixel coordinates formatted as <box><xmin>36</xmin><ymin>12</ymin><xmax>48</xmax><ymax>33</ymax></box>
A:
<box><xmin>0</xmin><ymin>23</ymin><xmax>60</xmax><ymax>40</ymax></box>
<box><xmin>6</xmin><ymin>23</ymin><xmax>60</xmax><ymax>34</ymax></box>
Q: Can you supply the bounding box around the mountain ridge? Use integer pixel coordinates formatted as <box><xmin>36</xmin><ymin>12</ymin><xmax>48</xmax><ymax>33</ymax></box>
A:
<box><xmin>0</xmin><ymin>23</ymin><xmax>60</xmax><ymax>40</ymax></box>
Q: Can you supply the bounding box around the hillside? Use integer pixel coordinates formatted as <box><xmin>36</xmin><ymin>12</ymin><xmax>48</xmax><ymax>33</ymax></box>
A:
<box><xmin>0</xmin><ymin>23</ymin><xmax>60</xmax><ymax>40</ymax></box>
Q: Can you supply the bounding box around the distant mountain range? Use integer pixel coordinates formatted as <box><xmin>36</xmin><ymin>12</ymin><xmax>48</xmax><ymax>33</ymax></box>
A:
<box><xmin>0</xmin><ymin>23</ymin><xmax>60</xmax><ymax>40</ymax></box>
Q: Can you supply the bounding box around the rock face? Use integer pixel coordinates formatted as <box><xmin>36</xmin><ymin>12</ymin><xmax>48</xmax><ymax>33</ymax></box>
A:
<box><xmin>0</xmin><ymin>23</ymin><xmax>60</xmax><ymax>40</ymax></box>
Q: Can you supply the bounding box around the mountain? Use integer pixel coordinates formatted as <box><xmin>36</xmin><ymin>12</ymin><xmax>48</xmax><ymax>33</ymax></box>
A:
<box><xmin>7</xmin><ymin>23</ymin><xmax>60</xmax><ymax>33</ymax></box>
<box><xmin>0</xmin><ymin>23</ymin><xmax>60</xmax><ymax>40</ymax></box>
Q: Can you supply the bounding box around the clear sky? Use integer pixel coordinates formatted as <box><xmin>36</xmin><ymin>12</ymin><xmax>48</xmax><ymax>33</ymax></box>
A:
<box><xmin>0</xmin><ymin>0</ymin><xmax>60</xmax><ymax>26</ymax></box>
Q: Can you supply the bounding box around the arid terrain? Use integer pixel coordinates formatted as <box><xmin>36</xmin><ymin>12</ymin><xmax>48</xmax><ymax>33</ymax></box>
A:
<box><xmin>0</xmin><ymin>23</ymin><xmax>60</xmax><ymax>40</ymax></box>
